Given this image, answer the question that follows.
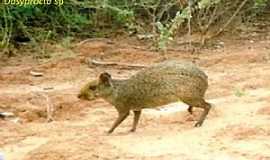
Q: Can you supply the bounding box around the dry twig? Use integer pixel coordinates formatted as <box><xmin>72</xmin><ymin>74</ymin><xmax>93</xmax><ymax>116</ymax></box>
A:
<box><xmin>89</xmin><ymin>59</ymin><xmax>148</xmax><ymax>69</ymax></box>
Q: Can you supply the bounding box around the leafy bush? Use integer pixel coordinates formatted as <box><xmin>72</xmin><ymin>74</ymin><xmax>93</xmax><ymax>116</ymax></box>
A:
<box><xmin>0</xmin><ymin>0</ymin><xmax>137</xmax><ymax>48</ymax></box>
<box><xmin>0</xmin><ymin>0</ymin><xmax>269</xmax><ymax>55</ymax></box>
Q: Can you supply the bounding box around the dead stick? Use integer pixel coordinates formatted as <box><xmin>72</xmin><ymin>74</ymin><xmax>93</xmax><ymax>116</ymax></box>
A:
<box><xmin>90</xmin><ymin>59</ymin><xmax>148</xmax><ymax>68</ymax></box>
<box><xmin>76</xmin><ymin>38</ymin><xmax>113</xmax><ymax>46</ymax></box>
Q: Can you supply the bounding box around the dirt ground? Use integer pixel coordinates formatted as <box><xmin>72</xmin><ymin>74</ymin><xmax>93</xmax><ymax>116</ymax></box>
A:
<box><xmin>1</xmin><ymin>25</ymin><xmax>270</xmax><ymax>160</ymax></box>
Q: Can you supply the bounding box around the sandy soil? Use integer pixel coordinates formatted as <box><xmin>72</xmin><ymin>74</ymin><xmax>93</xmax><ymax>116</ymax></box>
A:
<box><xmin>0</xmin><ymin>28</ymin><xmax>270</xmax><ymax>160</ymax></box>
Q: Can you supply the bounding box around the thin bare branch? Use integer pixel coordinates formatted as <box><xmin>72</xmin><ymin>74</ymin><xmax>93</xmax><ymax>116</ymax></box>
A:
<box><xmin>89</xmin><ymin>59</ymin><xmax>148</xmax><ymax>69</ymax></box>
<box><xmin>213</xmin><ymin>0</ymin><xmax>249</xmax><ymax>37</ymax></box>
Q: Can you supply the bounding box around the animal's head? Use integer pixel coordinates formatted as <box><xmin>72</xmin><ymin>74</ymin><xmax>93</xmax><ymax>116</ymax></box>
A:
<box><xmin>78</xmin><ymin>72</ymin><xmax>113</xmax><ymax>100</ymax></box>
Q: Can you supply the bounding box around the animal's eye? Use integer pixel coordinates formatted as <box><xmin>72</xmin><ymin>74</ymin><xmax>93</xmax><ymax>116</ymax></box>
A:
<box><xmin>89</xmin><ymin>86</ymin><xmax>97</xmax><ymax>90</ymax></box>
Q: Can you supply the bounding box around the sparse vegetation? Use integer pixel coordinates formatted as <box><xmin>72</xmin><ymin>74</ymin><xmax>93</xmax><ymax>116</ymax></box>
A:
<box><xmin>0</xmin><ymin>0</ymin><xmax>269</xmax><ymax>56</ymax></box>
<box><xmin>234</xmin><ymin>88</ymin><xmax>247</xmax><ymax>97</ymax></box>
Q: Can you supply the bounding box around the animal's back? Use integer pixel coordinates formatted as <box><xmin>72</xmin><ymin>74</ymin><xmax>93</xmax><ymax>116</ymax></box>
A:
<box><xmin>116</xmin><ymin>60</ymin><xmax>208</xmax><ymax>110</ymax></box>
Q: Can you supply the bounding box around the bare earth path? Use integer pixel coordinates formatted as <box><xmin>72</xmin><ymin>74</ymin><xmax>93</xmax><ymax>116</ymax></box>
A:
<box><xmin>0</xmin><ymin>35</ymin><xmax>270</xmax><ymax>160</ymax></box>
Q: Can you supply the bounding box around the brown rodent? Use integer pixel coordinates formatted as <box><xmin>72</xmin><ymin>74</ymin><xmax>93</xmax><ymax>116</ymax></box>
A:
<box><xmin>78</xmin><ymin>60</ymin><xmax>211</xmax><ymax>133</ymax></box>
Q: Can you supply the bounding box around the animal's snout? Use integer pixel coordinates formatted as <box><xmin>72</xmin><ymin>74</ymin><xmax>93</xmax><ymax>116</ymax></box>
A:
<box><xmin>77</xmin><ymin>93</ymin><xmax>90</xmax><ymax>100</ymax></box>
<box><xmin>77</xmin><ymin>94</ymin><xmax>82</xmax><ymax>99</ymax></box>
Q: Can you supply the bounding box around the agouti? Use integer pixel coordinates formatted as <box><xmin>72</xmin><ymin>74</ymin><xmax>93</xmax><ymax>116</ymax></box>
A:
<box><xmin>78</xmin><ymin>60</ymin><xmax>211</xmax><ymax>133</ymax></box>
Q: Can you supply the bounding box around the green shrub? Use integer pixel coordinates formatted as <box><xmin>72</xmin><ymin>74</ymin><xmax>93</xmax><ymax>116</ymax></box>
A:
<box><xmin>0</xmin><ymin>0</ymin><xmax>269</xmax><ymax>56</ymax></box>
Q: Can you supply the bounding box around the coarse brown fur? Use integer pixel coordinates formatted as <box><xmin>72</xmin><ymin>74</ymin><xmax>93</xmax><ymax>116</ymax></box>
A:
<box><xmin>78</xmin><ymin>60</ymin><xmax>211</xmax><ymax>134</ymax></box>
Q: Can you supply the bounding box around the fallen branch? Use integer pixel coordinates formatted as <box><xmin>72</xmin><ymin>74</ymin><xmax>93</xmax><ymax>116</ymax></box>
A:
<box><xmin>76</xmin><ymin>38</ymin><xmax>113</xmax><ymax>46</ymax></box>
<box><xmin>89</xmin><ymin>59</ymin><xmax>148</xmax><ymax>69</ymax></box>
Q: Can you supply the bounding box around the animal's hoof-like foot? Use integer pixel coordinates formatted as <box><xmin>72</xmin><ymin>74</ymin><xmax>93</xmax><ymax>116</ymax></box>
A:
<box><xmin>187</xmin><ymin>107</ymin><xmax>193</xmax><ymax>114</ymax></box>
<box><xmin>129</xmin><ymin>128</ymin><xmax>136</xmax><ymax>132</ymax></box>
<box><xmin>107</xmin><ymin>130</ymin><xmax>113</xmax><ymax>134</ymax></box>
<box><xmin>194</xmin><ymin>122</ymin><xmax>202</xmax><ymax>127</ymax></box>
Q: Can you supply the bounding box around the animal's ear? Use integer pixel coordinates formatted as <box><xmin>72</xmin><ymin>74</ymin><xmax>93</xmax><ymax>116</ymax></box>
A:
<box><xmin>99</xmin><ymin>72</ymin><xmax>112</xmax><ymax>86</ymax></box>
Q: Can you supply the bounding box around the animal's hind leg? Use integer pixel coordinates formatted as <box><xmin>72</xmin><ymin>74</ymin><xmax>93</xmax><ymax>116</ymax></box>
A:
<box><xmin>130</xmin><ymin>110</ymin><xmax>142</xmax><ymax>132</ymax></box>
<box><xmin>194</xmin><ymin>100</ymin><xmax>211</xmax><ymax>127</ymax></box>
<box><xmin>184</xmin><ymin>99</ymin><xmax>211</xmax><ymax>127</ymax></box>
<box><xmin>187</xmin><ymin>106</ymin><xmax>193</xmax><ymax>114</ymax></box>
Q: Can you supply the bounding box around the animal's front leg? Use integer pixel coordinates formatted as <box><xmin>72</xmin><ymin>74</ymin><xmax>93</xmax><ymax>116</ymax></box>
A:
<box><xmin>107</xmin><ymin>110</ymin><xmax>130</xmax><ymax>134</ymax></box>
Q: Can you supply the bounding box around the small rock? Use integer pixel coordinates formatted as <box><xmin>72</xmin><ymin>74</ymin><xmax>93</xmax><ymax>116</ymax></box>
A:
<box><xmin>30</xmin><ymin>71</ymin><xmax>44</xmax><ymax>77</ymax></box>
<box><xmin>0</xmin><ymin>112</ymin><xmax>20</xmax><ymax>123</ymax></box>
<box><xmin>0</xmin><ymin>112</ymin><xmax>15</xmax><ymax>118</ymax></box>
